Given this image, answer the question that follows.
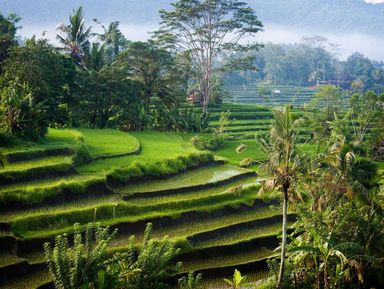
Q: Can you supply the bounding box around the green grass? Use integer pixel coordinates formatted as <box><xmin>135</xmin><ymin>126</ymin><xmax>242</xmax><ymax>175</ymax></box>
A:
<box><xmin>114</xmin><ymin>165</ymin><xmax>251</xmax><ymax>194</ymax></box>
<box><xmin>78</xmin><ymin>131</ymin><xmax>199</xmax><ymax>174</ymax></box>
<box><xmin>77</xmin><ymin>128</ymin><xmax>139</xmax><ymax>158</ymax></box>
<box><xmin>0</xmin><ymin>128</ymin><xmax>81</xmax><ymax>155</ymax></box>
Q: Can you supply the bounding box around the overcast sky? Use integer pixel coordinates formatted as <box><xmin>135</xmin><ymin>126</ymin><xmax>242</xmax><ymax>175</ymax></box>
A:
<box><xmin>3</xmin><ymin>0</ymin><xmax>384</xmax><ymax>61</ymax></box>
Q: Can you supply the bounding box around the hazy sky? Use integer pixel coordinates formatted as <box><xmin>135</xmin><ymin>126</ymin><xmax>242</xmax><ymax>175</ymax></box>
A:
<box><xmin>3</xmin><ymin>0</ymin><xmax>384</xmax><ymax>61</ymax></box>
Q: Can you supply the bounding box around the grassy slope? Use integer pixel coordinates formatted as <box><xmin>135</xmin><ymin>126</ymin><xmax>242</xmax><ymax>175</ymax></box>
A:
<box><xmin>78</xmin><ymin>131</ymin><xmax>199</xmax><ymax>174</ymax></box>
<box><xmin>0</xmin><ymin>128</ymin><xmax>80</xmax><ymax>155</ymax></box>
<box><xmin>78</xmin><ymin>128</ymin><xmax>139</xmax><ymax>158</ymax></box>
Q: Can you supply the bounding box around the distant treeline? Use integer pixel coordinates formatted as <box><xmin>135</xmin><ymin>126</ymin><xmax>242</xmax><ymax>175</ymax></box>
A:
<box><xmin>224</xmin><ymin>39</ymin><xmax>384</xmax><ymax>92</ymax></box>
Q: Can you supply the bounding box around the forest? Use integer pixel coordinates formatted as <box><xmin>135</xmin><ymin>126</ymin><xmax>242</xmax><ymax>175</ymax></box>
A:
<box><xmin>0</xmin><ymin>1</ymin><xmax>383</xmax><ymax>289</ymax></box>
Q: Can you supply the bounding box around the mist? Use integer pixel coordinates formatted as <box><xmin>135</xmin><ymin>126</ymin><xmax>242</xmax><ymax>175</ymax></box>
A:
<box><xmin>17</xmin><ymin>21</ymin><xmax>384</xmax><ymax>62</ymax></box>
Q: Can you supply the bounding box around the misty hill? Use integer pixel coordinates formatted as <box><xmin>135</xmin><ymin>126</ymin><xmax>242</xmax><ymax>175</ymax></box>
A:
<box><xmin>0</xmin><ymin>0</ymin><xmax>383</xmax><ymax>36</ymax></box>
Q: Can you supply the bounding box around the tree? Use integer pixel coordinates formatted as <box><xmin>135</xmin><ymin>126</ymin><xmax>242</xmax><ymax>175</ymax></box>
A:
<box><xmin>313</xmin><ymin>85</ymin><xmax>342</xmax><ymax>122</ymax></box>
<box><xmin>0</xmin><ymin>13</ymin><xmax>20</xmax><ymax>72</ymax></box>
<box><xmin>119</xmin><ymin>41</ymin><xmax>175</xmax><ymax>108</ymax></box>
<box><xmin>84</xmin><ymin>42</ymin><xmax>105</xmax><ymax>71</ymax></box>
<box><xmin>2</xmin><ymin>38</ymin><xmax>76</xmax><ymax>125</ymax></box>
<box><xmin>72</xmin><ymin>66</ymin><xmax>140</xmax><ymax>128</ymax></box>
<box><xmin>256</xmin><ymin>106</ymin><xmax>303</xmax><ymax>288</ymax></box>
<box><xmin>155</xmin><ymin>0</ymin><xmax>263</xmax><ymax>112</ymax></box>
<box><xmin>56</xmin><ymin>6</ymin><xmax>92</xmax><ymax>66</ymax></box>
<box><xmin>350</xmin><ymin>90</ymin><xmax>384</xmax><ymax>147</ymax></box>
<box><xmin>94</xmin><ymin>20</ymin><xmax>127</xmax><ymax>64</ymax></box>
<box><xmin>345</xmin><ymin>53</ymin><xmax>374</xmax><ymax>89</ymax></box>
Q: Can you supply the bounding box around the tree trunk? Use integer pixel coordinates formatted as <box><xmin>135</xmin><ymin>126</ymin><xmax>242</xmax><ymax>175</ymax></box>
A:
<box><xmin>277</xmin><ymin>188</ymin><xmax>289</xmax><ymax>289</ymax></box>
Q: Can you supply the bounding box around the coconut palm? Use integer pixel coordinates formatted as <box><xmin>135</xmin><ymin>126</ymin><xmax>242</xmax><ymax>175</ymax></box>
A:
<box><xmin>0</xmin><ymin>153</ymin><xmax>7</xmax><ymax>168</ymax></box>
<box><xmin>255</xmin><ymin>106</ymin><xmax>304</xmax><ymax>288</ymax></box>
<box><xmin>56</xmin><ymin>6</ymin><xmax>91</xmax><ymax>66</ymax></box>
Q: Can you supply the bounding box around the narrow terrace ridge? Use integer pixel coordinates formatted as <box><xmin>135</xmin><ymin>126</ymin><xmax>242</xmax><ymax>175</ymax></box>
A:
<box><xmin>118</xmin><ymin>164</ymin><xmax>256</xmax><ymax>197</ymax></box>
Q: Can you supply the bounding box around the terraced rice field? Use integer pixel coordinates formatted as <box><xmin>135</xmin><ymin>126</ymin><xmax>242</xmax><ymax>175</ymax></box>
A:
<box><xmin>0</xmin><ymin>119</ymin><xmax>294</xmax><ymax>289</ymax></box>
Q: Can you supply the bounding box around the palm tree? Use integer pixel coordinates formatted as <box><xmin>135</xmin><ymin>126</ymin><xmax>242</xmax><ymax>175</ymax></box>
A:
<box><xmin>256</xmin><ymin>106</ymin><xmax>303</xmax><ymax>288</ymax></box>
<box><xmin>56</xmin><ymin>6</ymin><xmax>91</xmax><ymax>66</ymax></box>
<box><xmin>84</xmin><ymin>42</ymin><xmax>105</xmax><ymax>71</ymax></box>
<box><xmin>0</xmin><ymin>153</ymin><xmax>7</xmax><ymax>168</ymax></box>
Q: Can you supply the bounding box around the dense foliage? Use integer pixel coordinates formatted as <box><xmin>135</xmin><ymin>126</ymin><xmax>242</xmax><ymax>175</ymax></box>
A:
<box><xmin>224</xmin><ymin>41</ymin><xmax>384</xmax><ymax>92</ymax></box>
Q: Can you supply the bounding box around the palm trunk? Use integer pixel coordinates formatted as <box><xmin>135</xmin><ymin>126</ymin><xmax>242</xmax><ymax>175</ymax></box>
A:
<box><xmin>277</xmin><ymin>188</ymin><xmax>288</xmax><ymax>289</ymax></box>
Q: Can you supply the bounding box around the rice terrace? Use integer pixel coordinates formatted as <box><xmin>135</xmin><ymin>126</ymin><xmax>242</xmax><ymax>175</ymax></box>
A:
<box><xmin>0</xmin><ymin>1</ymin><xmax>383</xmax><ymax>289</ymax></box>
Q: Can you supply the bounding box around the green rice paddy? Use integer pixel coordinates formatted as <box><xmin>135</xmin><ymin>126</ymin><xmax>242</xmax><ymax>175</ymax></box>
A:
<box><xmin>0</xmin><ymin>105</ymin><xmax>310</xmax><ymax>288</ymax></box>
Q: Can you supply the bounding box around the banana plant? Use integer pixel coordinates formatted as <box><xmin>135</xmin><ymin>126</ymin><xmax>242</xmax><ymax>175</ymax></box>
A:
<box><xmin>288</xmin><ymin>229</ymin><xmax>365</xmax><ymax>289</ymax></box>
<box><xmin>224</xmin><ymin>269</ymin><xmax>253</xmax><ymax>289</ymax></box>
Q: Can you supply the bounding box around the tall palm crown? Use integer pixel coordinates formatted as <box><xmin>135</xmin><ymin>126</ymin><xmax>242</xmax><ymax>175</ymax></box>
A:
<box><xmin>56</xmin><ymin>7</ymin><xmax>91</xmax><ymax>65</ymax></box>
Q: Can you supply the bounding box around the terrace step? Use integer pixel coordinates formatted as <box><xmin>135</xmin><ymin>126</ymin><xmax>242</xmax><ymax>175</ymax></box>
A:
<box><xmin>118</xmin><ymin>165</ymin><xmax>256</xmax><ymax>198</ymax></box>
<box><xmin>0</xmin><ymin>158</ymin><xmax>76</xmax><ymax>186</ymax></box>
<box><xmin>179</xmin><ymin>246</ymin><xmax>274</xmax><ymax>275</ymax></box>
<box><xmin>16</xmin><ymin>198</ymin><xmax>279</xmax><ymax>257</ymax></box>
<box><xmin>0</xmin><ymin>174</ymin><xmax>108</xmax><ymax>210</ymax></box>
<box><xmin>3</xmin><ymin>147</ymin><xmax>75</xmax><ymax>163</ymax></box>
<box><xmin>0</xmin><ymin>264</ymin><xmax>50</xmax><ymax>289</ymax></box>
<box><xmin>188</xmin><ymin>214</ymin><xmax>296</xmax><ymax>247</ymax></box>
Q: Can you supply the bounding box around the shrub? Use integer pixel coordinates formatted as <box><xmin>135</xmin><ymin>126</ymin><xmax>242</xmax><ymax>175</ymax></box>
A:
<box><xmin>0</xmin><ymin>79</ymin><xmax>49</xmax><ymax>141</ymax></box>
<box><xmin>104</xmin><ymin>223</ymin><xmax>181</xmax><ymax>289</ymax></box>
<box><xmin>72</xmin><ymin>143</ymin><xmax>92</xmax><ymax>166</ymax></box>
<box><xmin>191</xmin><ymin>135</ymin><xmax>224</xmax><ymax>151</ymax></box>
<box><xmin>178</xmin><ymin>272</ymin><xmax>203</xmax><ymax>289</ymax></box>
<box><xmin>44</xmin><ymin>223</ymin><xmax>117</xmax><ymax>289</ymax></box>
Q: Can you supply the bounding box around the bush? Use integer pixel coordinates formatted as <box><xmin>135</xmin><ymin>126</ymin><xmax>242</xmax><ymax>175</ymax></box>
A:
<box><xmin>104</xmin><ymin>223</ymin><xmax>181</xmax><ymax>289</ymax></box>
<box><xmin>44</xmin><ymin>223</ymin><xmax>117</xmax><ymax>289</ymax></box>
<box><xmin>191</xmin><ymin>135</ymin><xmax>224</xmax><ymax>151</ymax></box>
<box><xmin>72</xmin><ymin>143</ymin><xmax>92</xmax><ymax>166</ymax></box>
<box><xmin>0</xmin><ymin>79</ymin><xmax>48</xmax><ymax>141</ymax></box>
